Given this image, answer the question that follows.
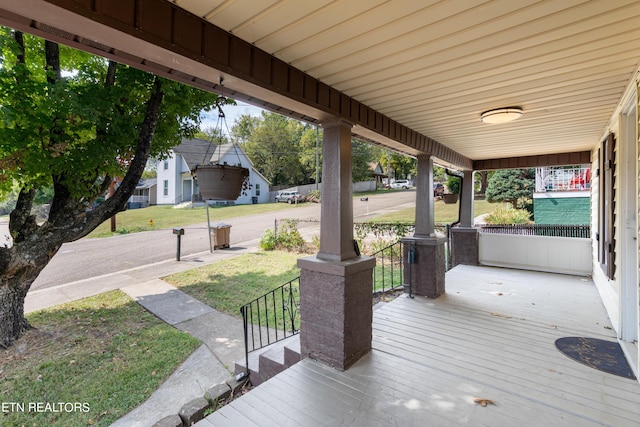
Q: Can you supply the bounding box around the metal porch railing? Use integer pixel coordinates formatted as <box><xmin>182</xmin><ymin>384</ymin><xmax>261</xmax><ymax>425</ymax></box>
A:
<box><xmin>239</xmin><ymin>277</ymin><xmax>300</xmax><ymax>376</ymax></box>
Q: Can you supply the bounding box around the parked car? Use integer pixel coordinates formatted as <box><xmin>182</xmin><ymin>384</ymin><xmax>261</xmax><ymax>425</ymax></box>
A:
<box><xmin>275</xmin><ymin>191</ymin><xmax>305</xmax><ymax>204</ymax></box>
<box><xmin>389</xmin><ymin>179</ymin><xmax>412</xmax><ymax>189</ymax></box>
<box><xmin>433</xmin><ymin>183</ymin><xmax>445</xmax><ymax>197</ymax></box>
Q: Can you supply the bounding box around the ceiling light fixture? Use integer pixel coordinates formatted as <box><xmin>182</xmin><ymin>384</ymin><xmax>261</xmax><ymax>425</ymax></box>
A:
<box><xmin>480</xmin><ymin>107</ymin><xmax>523</xmax><ymax>124</ymax></box>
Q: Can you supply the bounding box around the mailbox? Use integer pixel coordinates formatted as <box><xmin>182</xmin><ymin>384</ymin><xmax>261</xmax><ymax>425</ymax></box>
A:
<box><xmin>173</xmin><ymin>228</ymin><xmax>185</xmax><ymax>236</ymax></box>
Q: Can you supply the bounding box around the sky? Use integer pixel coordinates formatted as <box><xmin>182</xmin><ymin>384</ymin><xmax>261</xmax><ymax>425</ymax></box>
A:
<box><xmin>200</xmin><ymin>101</ymin><xmax>265</xmax><ymax>136</ymax></box>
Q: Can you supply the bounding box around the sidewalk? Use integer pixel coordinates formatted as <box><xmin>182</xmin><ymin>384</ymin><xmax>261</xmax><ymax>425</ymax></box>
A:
<box><xmin>24</xmin><ymin>239</ymin><xmax>261</xmax><ymax>426</ymax></box>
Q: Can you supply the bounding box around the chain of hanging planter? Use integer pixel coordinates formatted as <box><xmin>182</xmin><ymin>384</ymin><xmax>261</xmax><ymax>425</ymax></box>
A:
<box><xmin>192</xmin><ymin>81</ymin><xmax>251</xmax><ymax>201</ymax></box>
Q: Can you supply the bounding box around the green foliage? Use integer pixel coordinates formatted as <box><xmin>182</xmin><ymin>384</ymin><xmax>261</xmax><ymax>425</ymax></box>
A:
<box><xmin>352</xmin><ymin>139</ymin><xmax>376</xmax><ymax>182</ymax></box>
<box><xmin>446</xmin><ymin>175</ymin><xmax>461</xmax><ymax>194</ymax></box>
<box><xmin>485</xmin><ymin>168</ymin><xmax>535</xmax><ymax>209</ymax></box>
<box><xmin>484</xmin><ymin>204</ymin><xmax>532</xmax><ymax>224</ymax></box>
<box><xmin>354</xmin><ymin>221</ymin><xmax>414</xmax><ymax>239</ymax></box>
<box><xmin>3</xmin><ymin>291</ymin><xmax>199</xmax><ymax>426</ymax></box>
<box><xmin>240</xmin><ymin>112</ymin><xmax>305</xmax><ymax>186</ymax></box>
<box><xmin>274</xmin><ymin>219</ymin><xmax>306</xmax><ymax>251</ymax></box>
<box><xmin>259</xmin><ymin>228</ymin><xmax>276</xmax><ymax>250</ymax></box>
<box><xmin>0</xmin><ymin>27</ymin><xmax>218</xmax><ymax>200</ymax></box>
<box><xmin>260</xmin><ymin>219</ymin><xmax>306</xmax><ymax>251</ymax></box>
<box><xmin>378</xmin><ymin>150</ymin><xmax>417</xmax><ymax>180</ymax></box>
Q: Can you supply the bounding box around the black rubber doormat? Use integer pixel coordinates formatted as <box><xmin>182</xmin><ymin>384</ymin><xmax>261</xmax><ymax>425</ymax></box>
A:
<box><xmin>555</xmin><ymin>337</ymin><xmax>636</xmax><ymax>380</ymax></box>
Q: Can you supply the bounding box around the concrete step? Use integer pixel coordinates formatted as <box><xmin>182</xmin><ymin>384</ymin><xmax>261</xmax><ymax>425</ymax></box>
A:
<box><xmin>284</xmin><ymin>334</ymin><xmax>301</xmax><ymax>367</ymax></box>
<box><xmin>234</xmin><ymin>333</ymin><xmax>301</xmax><ymax>386</ymax></box>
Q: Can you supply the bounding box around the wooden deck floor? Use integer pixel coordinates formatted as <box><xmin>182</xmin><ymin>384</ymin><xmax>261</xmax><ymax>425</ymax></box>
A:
<box><xmin>197</xmin><ymin>265</ymin><xmax>640</xmax><ymax>427</ymax></box>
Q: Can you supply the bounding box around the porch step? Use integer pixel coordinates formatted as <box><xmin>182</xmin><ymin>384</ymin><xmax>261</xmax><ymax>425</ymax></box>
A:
<box><xmin>234</xmin><ymin>334</ymin><xmax>301</xmax><ymax>386</ymax></box>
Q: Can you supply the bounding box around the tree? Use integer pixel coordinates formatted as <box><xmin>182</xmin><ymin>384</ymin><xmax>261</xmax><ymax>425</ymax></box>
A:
<box><xmin>485</xmin><ymin>168</ymin><xmax>535</xmax><ymax>209</ymax></box>
<box><xmin>378</xmin><ymin>151</ymin><xmax>416</xmax><ymax>180</ymax></box>
<box><xmin>231</xmin><ymin>114</ymin><xmax>260</xmax><ymax>143</ymax></box>
<box><xmin>0</xmin><ymin>28</ymin><xmax>219</xmax><ymax>347</ymax></box>
<box><xmin>352</xmin><ymin>140</ymin><xmax>376</xmax><ymax>182</ymax></box>
<box><xmin>241</xmin><ymin>112</ymin><xmax>305</xmax><ymax>186</ymax></box>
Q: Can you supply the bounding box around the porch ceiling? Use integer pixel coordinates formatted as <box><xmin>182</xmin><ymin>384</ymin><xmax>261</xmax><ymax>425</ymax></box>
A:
<box><xmin>178</xmin><ymin>0</ymin><xmax>640</xmax><ymax>161</ymax></box>
<box><xmin>2</xmin><ymin>1</ymin><xmax>640</xmax><ymax>165</ymax></box>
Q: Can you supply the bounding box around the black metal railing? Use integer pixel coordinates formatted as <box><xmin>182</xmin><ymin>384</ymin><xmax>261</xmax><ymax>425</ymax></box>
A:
<box><xmin>371</xmin><ymin>240</ymin><xmax>405</xmax><ymax>297</ymax></box>
<box><xmin>478</xmin><ymin>224</ymin><xmax>591</xmax><ymax>238</ymax></box>
<box><xmin>239</xmin><ymin>277</ymin><xmax>300</xmax><ymax>375</ymax></box>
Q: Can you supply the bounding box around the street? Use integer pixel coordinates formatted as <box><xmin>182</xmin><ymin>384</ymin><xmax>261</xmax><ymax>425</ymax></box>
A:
<box><xmin>28</xmin><ymin>190</ymin><xmax>416</xmax><ymax>291</ymax></box>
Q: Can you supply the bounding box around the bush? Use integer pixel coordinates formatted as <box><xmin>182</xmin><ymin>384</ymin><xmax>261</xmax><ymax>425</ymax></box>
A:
<box><xmin>259</xmin><ymin>228</ymin><xmax>276</xmax><ymax>250</ymax></box>
<box><xmin>260</xmin><ymin>219</ymin><xmax>306</xmax><ymax>252</ymax></box>
<box><xmin>484</xmin><ymin>205</ymin><xmax>531</xmax><ymax>224</ymax></box>
<box><xmin>446</xmin><ymin>175</ymin><xmax>461</xmax><ymax>194</ymax></box>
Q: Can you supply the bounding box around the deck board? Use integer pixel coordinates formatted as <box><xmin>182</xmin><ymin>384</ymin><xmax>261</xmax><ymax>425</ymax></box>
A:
<box><xmin>197</xmin><ymin>265</ymin><xmax>640</xmax><ymax>426</ymax></box>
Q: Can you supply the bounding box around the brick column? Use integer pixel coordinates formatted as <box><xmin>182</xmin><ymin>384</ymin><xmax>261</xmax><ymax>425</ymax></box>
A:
<box><xmin>402</xmin><ymin>154</ymin><xmax>446</xmax><ymax>298</ymax></box>
<box><xmin>297</xmin><ymin>118</ymin><xmax>375</xmax><ymax>370</ymax></box>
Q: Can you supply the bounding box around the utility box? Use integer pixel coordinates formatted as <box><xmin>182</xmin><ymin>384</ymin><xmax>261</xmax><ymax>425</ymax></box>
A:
<box><xmin>210</xmin><ymin>223</ymin><xmax>231</xmax><ymax>250</ymax></box>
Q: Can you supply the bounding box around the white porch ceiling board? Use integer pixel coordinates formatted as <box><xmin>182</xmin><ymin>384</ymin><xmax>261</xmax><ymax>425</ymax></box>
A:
<box><xmin>305</xmin><ymin>0</ymin><xmax>584</xmax><ymax>83</ymax></box>
<box><xmin>282</xmin><ymin>0</ymin><xmax>474</xmax><ymax>72</ymax></box>
<box><xmin>167</xmin><ymin>0</ymin><xmax>640</xmax><ymax>161</ymax></box>
<box><xmin>350</xmin><ymin>23</ymin><xmax>640</xmax><ymax>103</ymax></box>
<box><xmin>392</xmin><ymin>82</ymin><xmax>625</xmax><ymax>126</ymax></box>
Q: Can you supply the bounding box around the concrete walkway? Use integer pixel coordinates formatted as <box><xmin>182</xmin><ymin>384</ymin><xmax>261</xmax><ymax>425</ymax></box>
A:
<box><xmin>24</xmin><ymin>239</ymin><xmax>262</xmax><ymax>426</ymax></box>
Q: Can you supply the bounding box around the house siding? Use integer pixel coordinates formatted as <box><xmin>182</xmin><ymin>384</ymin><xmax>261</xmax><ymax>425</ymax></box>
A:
<box><xmin>533</xmin><ymin>196</ymin><xmax>590</xmax><ymax>224</ymax></box>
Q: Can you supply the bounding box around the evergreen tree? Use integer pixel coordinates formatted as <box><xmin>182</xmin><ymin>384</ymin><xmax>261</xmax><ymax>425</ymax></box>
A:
<box><xmin>485</xmin><ymin>169</ymin><xmax>535</xmax><ymax>209</ymax></box>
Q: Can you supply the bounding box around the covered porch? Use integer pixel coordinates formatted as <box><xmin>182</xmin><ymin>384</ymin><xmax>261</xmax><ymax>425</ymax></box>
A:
<box><xmin>200</xmin><ymin>265</ymin><xmax>639</xmax><ymax>426</ymax></box>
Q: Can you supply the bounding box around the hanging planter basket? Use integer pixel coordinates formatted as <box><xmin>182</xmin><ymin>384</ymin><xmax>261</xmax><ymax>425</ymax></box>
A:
<box><xmin>194</xmin><ymin>164</ymin><xmax>250</xmax><ymax>201</ymax></box>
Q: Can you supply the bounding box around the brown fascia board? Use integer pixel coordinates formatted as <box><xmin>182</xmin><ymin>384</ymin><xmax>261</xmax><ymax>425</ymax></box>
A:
<box><xmin>0</xmin><ymin>0</ymin><xmax>472</xmax><ymax>170</ymax></box>
<box><xmin>473</xmin><ymin>151</ymin><xmax>592</xmax><ymax>171</ymax></box>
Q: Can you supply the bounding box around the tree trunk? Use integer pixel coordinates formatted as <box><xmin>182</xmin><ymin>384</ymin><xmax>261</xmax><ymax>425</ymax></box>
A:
<box><xmin>0</xmin><ymin>280</ymin><xmax>32</xmax><ymax>348</ymax></box>
<box><xmin>480</xmin><ymin>171</ymin><xmax>489</xmax><ymax>194</ymax></box>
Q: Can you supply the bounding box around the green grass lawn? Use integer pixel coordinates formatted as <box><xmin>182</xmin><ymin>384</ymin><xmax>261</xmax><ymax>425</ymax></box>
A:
<box><xmin>371</xmin><ymin>199</ymin><xmax>495</xmax><ymax>224</ymax></box>
<box><xmin>88</xmin><ymin>203</ymin><xmax>295</xmax><ymax>238</ymax></box>
<box><xmin>1</xmin><ymin>291</ymin><xmax>200</xmax><ymax>427</ymax></box>
<box><xmin>164</xmin><ymin>250</ymin><xmax>301</xmax><ymax>318</ymax></box>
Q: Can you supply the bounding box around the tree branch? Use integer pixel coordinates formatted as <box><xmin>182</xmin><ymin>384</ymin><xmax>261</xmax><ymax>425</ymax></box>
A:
<box><xmin>80</xmin><ymin>76</ymin><xmax>164</xmax><ymax>237</ymax></box>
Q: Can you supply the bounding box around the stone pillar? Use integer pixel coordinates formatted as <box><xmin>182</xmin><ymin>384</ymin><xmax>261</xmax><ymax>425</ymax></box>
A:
<box><xmin>451</xmin><ymin>170</ymin><xmax>479</xmax><ymax>267</ymax></box>
<box><xmin>297</xmin><ymin>256</ymin><xmax>375</xmax><ymax>370</ymax></box>
<box><xmin>402</xmin><ymin>154</ymin><xmax>446</xmax><ymax>298</ymax></box>
<box><xmin>297</xmin><ymin>118</ymin><xmax>375</xmax><ymax>370</ymax></box>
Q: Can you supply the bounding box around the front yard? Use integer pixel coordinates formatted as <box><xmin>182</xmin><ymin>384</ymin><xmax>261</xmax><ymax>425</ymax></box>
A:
<box><xmin>1</xmin><ymin>291</ymin><xmax>199</xmax><ymax>427</ymax></box>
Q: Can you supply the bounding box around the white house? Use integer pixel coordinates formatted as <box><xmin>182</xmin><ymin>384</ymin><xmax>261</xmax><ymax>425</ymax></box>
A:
<box><xmin>156</xmin><ymin>138</ymin><xmax>270</xmax><ymax>205</ymax></box>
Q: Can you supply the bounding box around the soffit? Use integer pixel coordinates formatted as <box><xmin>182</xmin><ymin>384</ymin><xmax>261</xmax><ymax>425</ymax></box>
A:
<box><xmin>171</xmin><ymin>0</ymin><xmax>640</xmax><ymax>160</ymax></box>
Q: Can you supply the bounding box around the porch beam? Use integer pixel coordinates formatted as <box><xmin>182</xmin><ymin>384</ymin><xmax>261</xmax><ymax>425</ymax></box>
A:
<box><xmin>473</xmin><ymin>151</ymin><xmax>591</xmax><ymax>171</ymax></box>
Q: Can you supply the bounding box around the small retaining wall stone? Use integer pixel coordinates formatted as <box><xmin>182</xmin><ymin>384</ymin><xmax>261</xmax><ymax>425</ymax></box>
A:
<box><xmin>152</xmin><ymin>414</ymin><xmax>183</xmax><ymax>427</ymax></box>
<box><xmin>178</xmin><ymin>397</ymin><xmax>209</xmax><ymax>425</ymax></box>
<box><xmin>205</xmin><ymin>383</ymin><xmax>231</xmax><ymax>405</ymax></box>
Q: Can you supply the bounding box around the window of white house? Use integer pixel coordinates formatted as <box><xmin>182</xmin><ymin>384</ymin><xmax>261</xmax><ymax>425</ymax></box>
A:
<box><xmin>163</xmin><ymin>180</ymin><xmax>169</xmax><ymax>196</ymax></box>
<box><xmin>163</xmin><ymin>160</ymin><xmax>169</xmax><ymax>170</ymax></box>
<box><xmin>255</xmin><ymin>183</ymin><xmax>260</xmax><ymax>196</ymax></box>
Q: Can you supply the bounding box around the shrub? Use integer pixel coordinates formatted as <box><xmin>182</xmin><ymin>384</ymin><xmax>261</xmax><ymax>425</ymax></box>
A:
<box><xmin>260</xmin><ymin>219</ymin><xmax>306</xmax><ymax>252</ymax></box>
<box><xmin>259</xmin><ymin>228</ymin><xmax>276</xmax><ymax>250</ymax></box>
<box><xmin>484</xmin><ymin>205</ymin><xmax>531</xmax><ymax>224</ymax></box>
<box><xmin>446</xmin><ymin>175</ymin><xmax>461</xmax><ymax>194</ymax></box>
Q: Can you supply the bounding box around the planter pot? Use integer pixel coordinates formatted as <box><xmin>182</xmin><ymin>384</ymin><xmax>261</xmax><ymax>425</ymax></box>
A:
<box><xmin>442</xmin><ymin>193</ymin><xmax>459</xmax><ymax>204</ymax></box>
<box><xmin>194</xmin><ymin>164</ymin><xmax>249</xmax><ymax>200</ymax></box>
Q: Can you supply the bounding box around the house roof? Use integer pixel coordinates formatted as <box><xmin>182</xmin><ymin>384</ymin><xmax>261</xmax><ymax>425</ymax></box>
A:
<box><xmin>136</xmin><ymin>178</ymin><xmax>157</xmax><ymax>190</ymax></box>
<box><xmin>172</xmin><ymin>138</ymin><xmax>216</xmax><ymax>170</ymax></box>
<box><xmin>210</xmin><ymin>143</ymin><xmax>253</xmax><ymax>167</ymax></box>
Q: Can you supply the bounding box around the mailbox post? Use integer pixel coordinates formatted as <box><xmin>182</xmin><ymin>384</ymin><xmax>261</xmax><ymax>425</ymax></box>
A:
<box><xmin>173</xmin><ymin>228</ymin><xmax>185</xmax><ymax>261</ymax></box>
